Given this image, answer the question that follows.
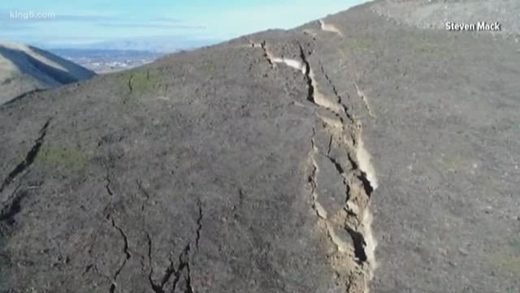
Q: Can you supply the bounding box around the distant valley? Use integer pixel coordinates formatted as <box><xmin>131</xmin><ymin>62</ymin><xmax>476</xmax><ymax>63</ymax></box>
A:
<box><xmin>49</xmin><ymin>48</ymin><xmax>165</xmax><ymax>73</ymax></box>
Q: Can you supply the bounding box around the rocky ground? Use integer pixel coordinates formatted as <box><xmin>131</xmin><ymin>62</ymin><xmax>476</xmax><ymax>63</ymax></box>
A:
<box><xmin>0</xmin><ymin>0</ymin><xmax>519</xmax><ymax>292</ymax></box>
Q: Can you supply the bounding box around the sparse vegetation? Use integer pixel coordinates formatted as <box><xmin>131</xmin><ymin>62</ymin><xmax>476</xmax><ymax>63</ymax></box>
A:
<box><xmin>36</xmin><ymin>146</ymin><xmax>88</xmax><ymax>171</ymax></box>
<box><xmin>117</xmin><ymin>69</ymin><xmax>166</xmax><ymax>105</ymax></box>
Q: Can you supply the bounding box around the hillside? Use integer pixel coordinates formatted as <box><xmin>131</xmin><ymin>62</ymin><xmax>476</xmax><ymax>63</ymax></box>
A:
<box><xmin>0</xmin><ymin>1</ymin><xmax>519</xmax><ymax>292</ymax></box>
<box><xmin>0</xmin><ymin>42</ymin><xmax>95</xmax><ymax>104</ymax></box>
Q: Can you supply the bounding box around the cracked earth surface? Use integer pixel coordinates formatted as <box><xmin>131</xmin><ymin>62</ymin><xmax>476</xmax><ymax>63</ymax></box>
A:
<box><xmin>1</xmin><ymin>1</ymin><xmax>519</xmax><ymax>292</ymax></box>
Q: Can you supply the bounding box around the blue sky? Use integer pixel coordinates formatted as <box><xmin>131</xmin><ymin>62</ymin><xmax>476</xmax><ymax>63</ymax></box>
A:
<box><xmin>0</xmin><ymin>0</ymin><xmax>366</xmax><ymax>51</ymax></box>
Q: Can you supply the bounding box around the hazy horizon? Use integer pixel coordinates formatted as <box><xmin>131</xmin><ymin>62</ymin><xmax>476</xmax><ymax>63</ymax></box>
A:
<box><xmin>1</xmin><ymin>0</ymin><xmax>367</xmax><ymax>52</ymax></box>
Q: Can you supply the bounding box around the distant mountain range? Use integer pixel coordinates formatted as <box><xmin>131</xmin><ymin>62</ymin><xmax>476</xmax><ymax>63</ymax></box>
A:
<box><xmin>43</xmin><ymin>36</ymin><xmax>222</xmax><ymax>53</ymax></box>
<box><xmin>85</xmin><ymin>38</ymin><xmax>216</xmax><ymax>52</ymax></box>
<box><xmin>0</xmin><ymin>42</ymin><xmax>95</xmax><ymax>104</ymax></box>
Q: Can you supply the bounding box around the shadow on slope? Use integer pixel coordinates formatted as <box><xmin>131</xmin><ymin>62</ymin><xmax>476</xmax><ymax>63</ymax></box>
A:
<box><xmin>0</xmin><ymin>46</ymin><xmax>95</xmax><ymax>86</ymax></box>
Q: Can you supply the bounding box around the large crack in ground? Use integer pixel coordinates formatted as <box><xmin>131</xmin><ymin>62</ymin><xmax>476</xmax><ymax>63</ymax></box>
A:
<box><xmin>0</xmin><ymin>118</ymin><xmax>51</xmax><ymax>193</ymax></box>
<box><xmin>104</xmin><ymin>163</ymin><xmax>114</xmax><ymax>196</ymax></box>
<box><xmin>147</xmin><ymin>201</ymin><xmax>203</xmax><ymax>293</ymax></box>
<box><xmin>0</xmin><ymin>118</ymin><xmax>51</xmax><ymax>235</ymax></box>
<box><xmin>249</xmin><ymin>39</ymin><xmax>378</xmax><ymax>292</ymax></box>
<box><xmin>319</xmin><ymin>19</ymin><xmax>344</xmax><ymax>37</ymax></box>
<box><xmin>108</xmin><ymin>216</ymin><xmax>132</xmax><ymax>293</ymax></box>
<box><xmin>101</xmin><ymin>173</ymin><xmax>132</xmax><ymax>293</ymax></box>
<box><xmin>354</xmin><ymin>83</ymin><xmax>376</xmax><ymax>119</ymax></box>
<box><xmin>101</xmin><ymin>176</ymin><xmax>203</xmax><ymax>293</ymax></box>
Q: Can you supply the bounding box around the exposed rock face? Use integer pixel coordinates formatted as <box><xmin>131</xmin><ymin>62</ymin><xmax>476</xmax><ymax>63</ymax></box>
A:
<box><xmin>0</xmin><ymin>42</ymin><xmax>95</xmax><ymax>105</ymax></box>
<box><xmin>0</xmin><ymin>1</ymin><xmax>519</xmax><ymax>292</ymax></box>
